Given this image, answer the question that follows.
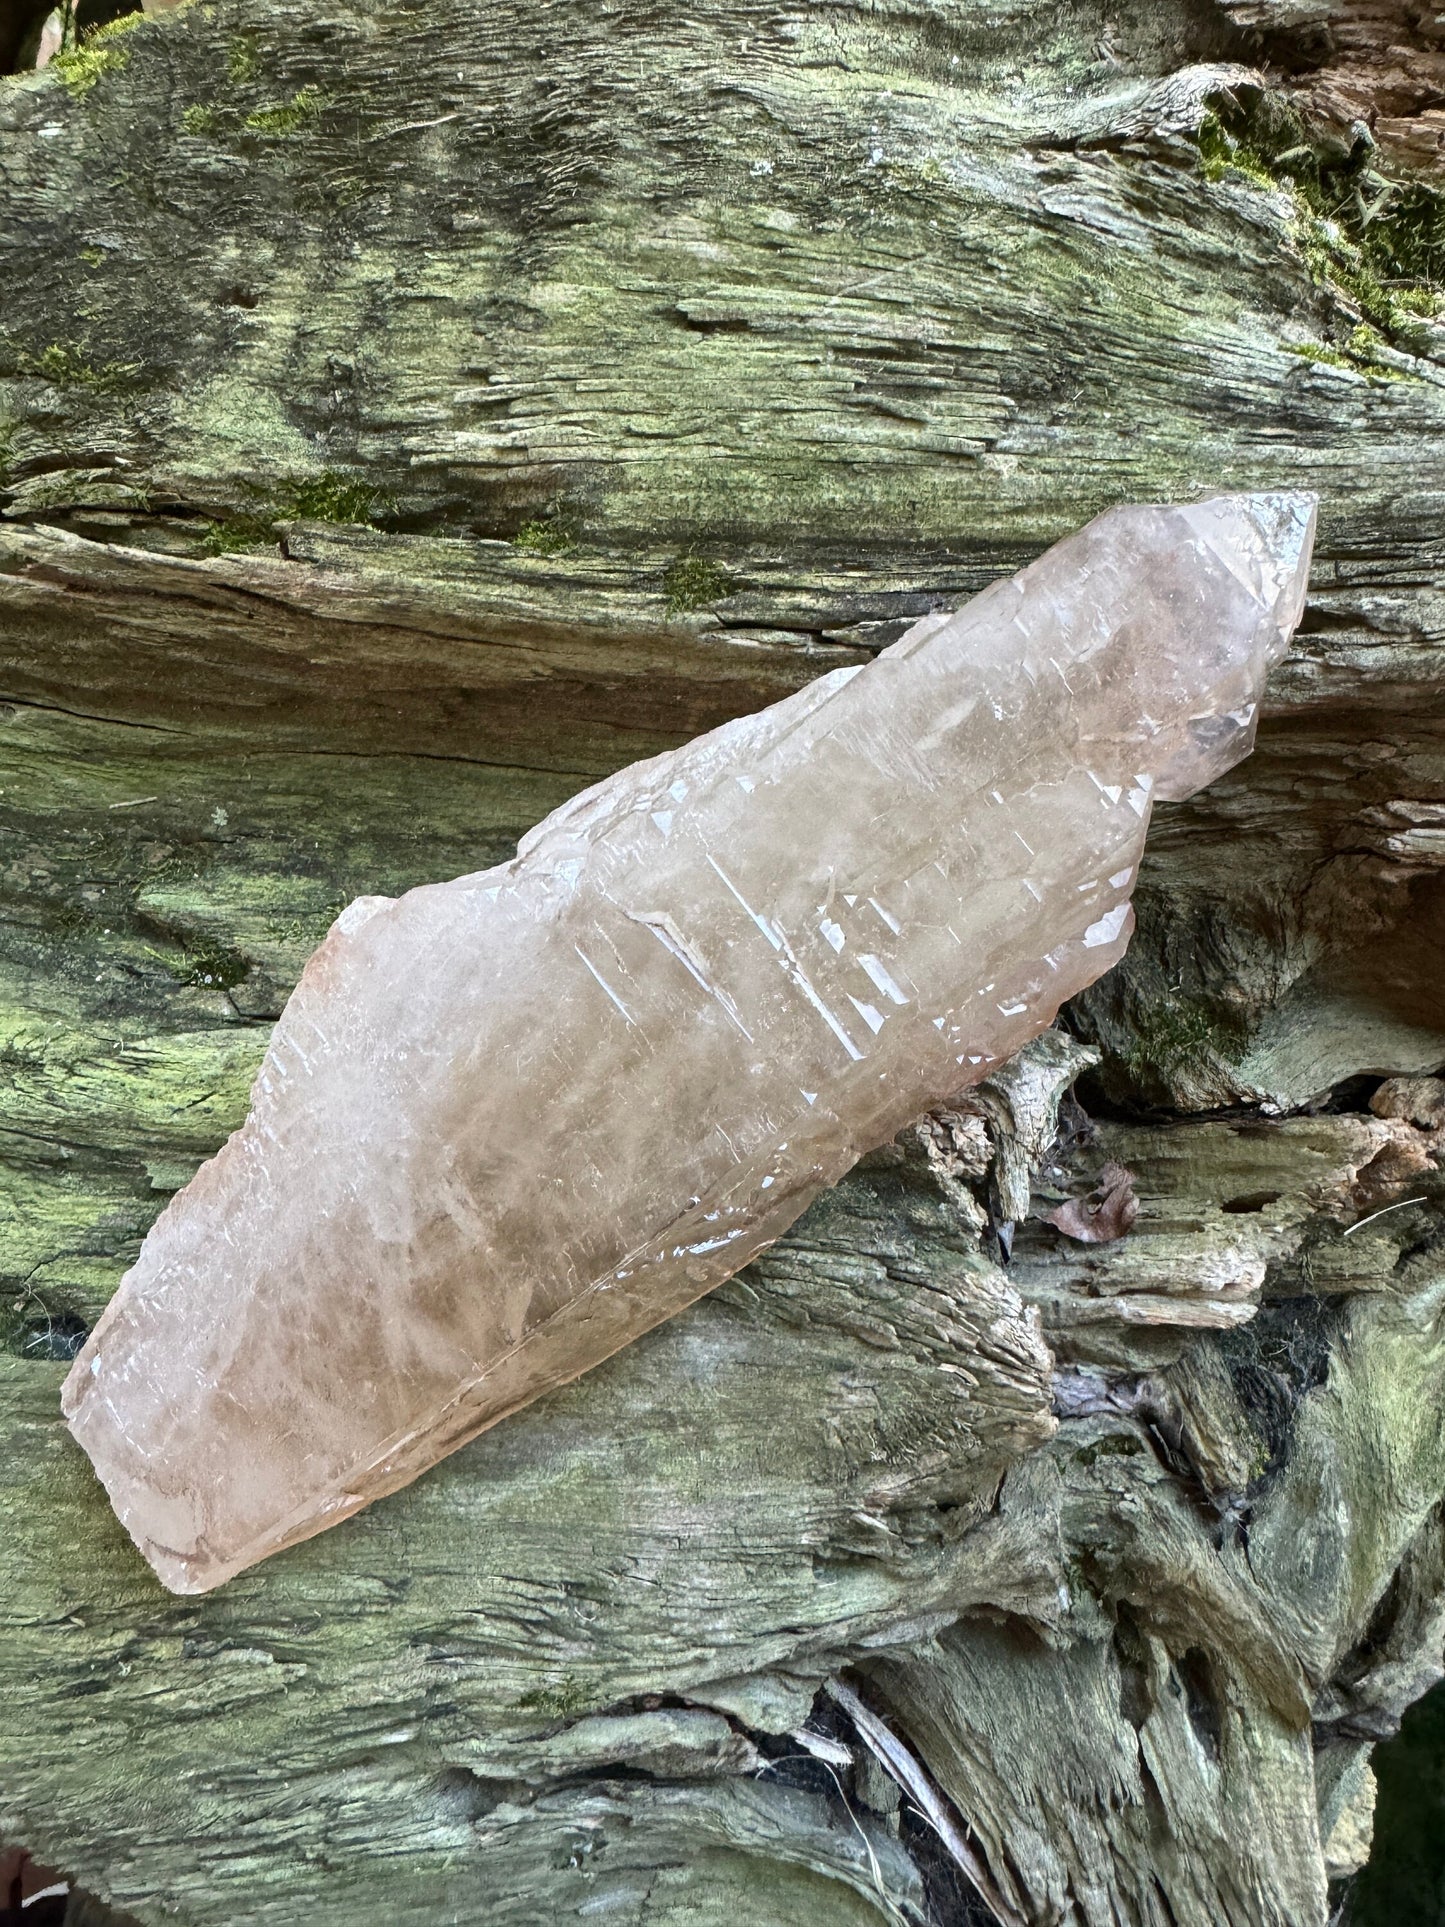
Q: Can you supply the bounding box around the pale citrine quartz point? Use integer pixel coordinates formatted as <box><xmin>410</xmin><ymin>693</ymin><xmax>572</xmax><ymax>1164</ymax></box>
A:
<box><xmin>63</xmin><ymin>493</ymin><xmax>1317</xmax><ymax>1593</ymax></box>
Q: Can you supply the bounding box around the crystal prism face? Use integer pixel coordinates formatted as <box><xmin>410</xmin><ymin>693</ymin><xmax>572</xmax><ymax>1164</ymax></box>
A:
<box><xmin>62</xmin><ymin>492</ymin><xmax>1317</xmax><ymax>1593</ymax></box>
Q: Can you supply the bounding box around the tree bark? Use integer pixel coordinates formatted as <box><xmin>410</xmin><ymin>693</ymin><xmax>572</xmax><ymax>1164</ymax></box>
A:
<box><xmin>1</xmin><ymin>0</ymin><xmax>1444</xmax><ymax>1921</ymax></box>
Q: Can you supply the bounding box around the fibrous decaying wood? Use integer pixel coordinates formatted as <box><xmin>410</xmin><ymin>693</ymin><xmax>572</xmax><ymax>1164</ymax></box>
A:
<box><xmin>2</xmin><ymin>0</ymin><xmax>1445</xmax><ymax>1921</ymax></box>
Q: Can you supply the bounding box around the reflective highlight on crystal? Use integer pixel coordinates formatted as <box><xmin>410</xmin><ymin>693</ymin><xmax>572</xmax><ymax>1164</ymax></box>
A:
<box><xmin>62</xmin><ymin>492</ymin><xmax>1318</xmax><ymax>1592</ymax></box>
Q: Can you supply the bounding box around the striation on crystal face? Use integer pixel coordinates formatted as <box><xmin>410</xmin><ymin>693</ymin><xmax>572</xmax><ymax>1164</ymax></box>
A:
<box><xmin>62</xmin><ymin>492</ymin><xmax>1317</xmax><ymax>1593</ymax></box>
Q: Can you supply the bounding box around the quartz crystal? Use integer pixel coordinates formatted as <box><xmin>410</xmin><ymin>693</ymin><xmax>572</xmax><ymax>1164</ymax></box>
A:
<box><xmin>63</xmin><ymin>492</ymin><xmax>1317</xmax><ymax>1593</ymax></box>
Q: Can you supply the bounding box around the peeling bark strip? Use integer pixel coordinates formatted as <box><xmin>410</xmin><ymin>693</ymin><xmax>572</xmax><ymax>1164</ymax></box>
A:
<box><xmin>0</xmin><ymin>0</ymin><xmax>1444</xmax><ymax>1922</ymax></box>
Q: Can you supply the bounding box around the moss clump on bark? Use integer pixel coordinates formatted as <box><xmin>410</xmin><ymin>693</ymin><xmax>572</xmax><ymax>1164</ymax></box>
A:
<box><xmin>199</xmin><ymin>513</ymin><xmax>275</xmax><ymax>555</ymax></box>
<box><xmin>273</xmin><ymin>472</ymin><xmax>387</xmax><ymax>523</ymax></box>
<box><xmin>50</xmin><ymin>11</ymin><xmax>143</xmax><ymax>96</ymax></box>
<box><xmin>244</xmin><ymin>86</ymin><xmax>325</xmax><ymax>136</ymax></box>
<box><xmin>202</xmin><ymin>471</ymin><xmax>389</xmax><ymax>550</ymax></box>
<box><xmin>1286</xmin><ymin>326</ymin><xmax>1411</xmax><ymax>382</ymax></box>
<box><xmin>11</xmin><ymin>344</ymin><xmax>140</xmax><ymax>391</ymax></box>
<box><xmin>1196</xmin><ymin>98</ymin><xmax>1445</xmax><ymax>358</ymax></box>
<box><xmin>3</xmin><ymin>0</ymin><xmax>1445</xmax><ymax>1915</ymax></box>
<box><xmin>1119</xmin><ymin>996</ymin><xmax>1247</xmax><ymax>1091</ymax></box>
<box><xmin>513</xmin><ymin>519</ymin><xmax>577</xmax><ymax>556</ymax></box>
<box><xmin>226</xmin><ymin>33</ymin><xmax>260</xmax><ymax>82</ymax></box>
<box><xmin>663</xmin><ymin>554</ymin><xmax>731</xmax><ymax>614</ymax></box>
<box><xmin>166</xmin><ymin>940</ymin><xmax>251</xmax><ymax>992</ymax></box>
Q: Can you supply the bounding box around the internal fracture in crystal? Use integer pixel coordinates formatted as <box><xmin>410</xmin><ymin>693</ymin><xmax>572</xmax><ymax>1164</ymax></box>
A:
<box><xmin>63</xmin><ymin>492</ymin><xmax>1318</xmax><ymax>1592</ymax></box>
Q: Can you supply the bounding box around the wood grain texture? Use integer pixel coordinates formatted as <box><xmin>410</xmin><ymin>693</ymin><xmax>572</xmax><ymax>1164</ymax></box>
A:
<box><xmin>2</xmin><ymin>0</ymin><xmax>1445</xmax><ymax>1919</ymax></box>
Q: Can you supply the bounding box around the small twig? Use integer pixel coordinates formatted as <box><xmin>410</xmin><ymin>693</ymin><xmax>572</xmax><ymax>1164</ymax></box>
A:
<box><xmin>1342</xmin><ymin>1196</ymin><xmax>1427</xmax><ymax>1237</ymax></box>
<box><xmin>381</xmin><ymin>112</ymin><xmax>461</xmax><ymax>140</ymax></box>
<box><xmin>107</xmin><ymin>795</ymin><xmax>159</xmax><ymax>810</ymax></box>
<box><xmin>825</xmin><ymin>1678</ymin><xmax>1026</xmax><ymax>1927</ymax></box>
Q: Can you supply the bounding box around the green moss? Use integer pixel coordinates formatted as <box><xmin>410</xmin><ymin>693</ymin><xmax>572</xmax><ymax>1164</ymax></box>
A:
<box><xmin>52</xmin><ymin>12</ymin><xmax>143</xmax><ymax>96</ymax></box>
<box><xmin>663</xmin><ymin>552</ymin><xmax>731</xmax><ymax>615</ymax></box>
<box><xmin>1285</xmin><ymin>341</ymin><xmax>1353</xmax><ymax>372</ymax></box>
<box><xmin>17</xmin><ymin>344</ymin><xmax>139</xmax><ymax>392</ymax></box>
<box><xmin>227</xmin><ymin>32</ymin><xmax>260</xmax><ymax>82</ymax></box>
<box><xmin>274</xmin><ymin>471</ymin><xmax>386</xmax><ymax>523</ymax></box>
<box><xmin>200</xmin><ymin>511</ymin><xmax>276</xmax><ymax>555</ymax></box>
<box><xmin>200</xmin><ymin>472</ymin><xmax>387</xmax><ymax>551</ymax></box>
<box><xmin>1347</xmin><ymin>322</ymin><xmax>1409</xmax><ymax>377</ymax></box>
<box><xmin>513</xmin><ymin>519</ymin><xmax>576</xmax><ymax>557</ymax></box>
<box><xmin>516</xmin><ymin>1672</ymin><xmax>594</xmax><ymax>1719</ymax></box>
<box><xmin>1294</xmin><ymin>214</ymin><xmax>1416</xmax><ymax>340</ymax></box>
<box><xmin>182</xmin><ymin>102</ymin><xmax>221</xmax><ymax>137</ymax></box>
<box><xmin>1285</xmin><ymin>326</ymin><xmax>1408</xmax><ymax>381</ymax></box>
<box><xmin>172</xmin><ymin>939</ymin><xmax>250</xmax><ymax>991</ymax></box>
<box><xmin>1195</xmin><ymin>112</ymin><xmax>1278</xmax><ymax>193</ymax></box>
<box><xmin>1361</xmin><ymin>180</ymin><xmax>1445</xmax><ymax>287</ymax></box>
<box><xmin>245</xmin><ymin>86</ymin><xmax>324</xmax><ymax>135</ymax></box>
<box><xmin>1194</xmin><ymin>101</ymin><xmax>1444</xmax><ymax>357</ymax></box>
<box><xmin>1394</xmin><ymin>285</ymin><xmax>1445</xmax><ymax>319</ymax></box>
<box><xmin>1121</xmin><ymin>997</ymin><xmax>1244</xmax><ymax>1086</ymax></box>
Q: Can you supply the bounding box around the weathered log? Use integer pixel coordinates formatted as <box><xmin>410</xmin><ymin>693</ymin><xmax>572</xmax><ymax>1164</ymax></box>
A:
<box><xmin>1</xmin><ymin>0</ymin><xmax>1444</xmax><ymax>1920</ymax></box>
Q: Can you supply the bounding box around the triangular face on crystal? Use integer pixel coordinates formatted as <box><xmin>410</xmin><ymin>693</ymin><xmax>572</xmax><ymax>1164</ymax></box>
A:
<box><xmin>62</xmin><ymin>492</ymin><xmax>1317</xmax><ymax>1593</ymax></box>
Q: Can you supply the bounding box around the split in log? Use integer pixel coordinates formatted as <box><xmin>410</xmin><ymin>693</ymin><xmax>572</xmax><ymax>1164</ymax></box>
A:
<box><xmin>2</xmin><ymin>0</ymin><xmax>1445</xmax><ymax>1920</ymax></box>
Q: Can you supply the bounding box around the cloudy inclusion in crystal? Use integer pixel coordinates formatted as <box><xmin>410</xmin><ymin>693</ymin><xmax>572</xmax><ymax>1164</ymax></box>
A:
<box><xmin>63</xmin><ymin>492</ymin><xmax>1317</xmax><ymax>1593</ymax></box>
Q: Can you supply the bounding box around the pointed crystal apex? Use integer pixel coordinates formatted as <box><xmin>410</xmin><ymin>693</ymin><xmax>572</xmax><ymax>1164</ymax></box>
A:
<box><xmin>1180</xmin><ymin>490</ymin><xmax>1318</xmax><ymax>655</ymax></box>
<box><xmin>1144</xmin><ymin>490</ymin><xmax>1318</xmax><ymax>802</ymax></box>
<box><xmin>60</xmin><ymin>492</ymin><xmax>1316</xmax><ymax>1593</ymax></box>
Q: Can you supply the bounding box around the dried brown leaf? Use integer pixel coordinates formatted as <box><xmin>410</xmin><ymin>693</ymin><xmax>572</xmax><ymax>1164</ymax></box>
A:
<box><xmin>1044</xmin><ymin>1160</ymin><xmax>1139</xmax><ymax>1244</ymax></box>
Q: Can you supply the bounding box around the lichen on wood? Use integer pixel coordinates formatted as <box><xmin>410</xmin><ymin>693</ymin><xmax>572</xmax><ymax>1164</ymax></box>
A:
<box><xmin>2</xmin><ymin>0</ymin><xmax>1445</xmax><ymax>1919</ymax></box>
